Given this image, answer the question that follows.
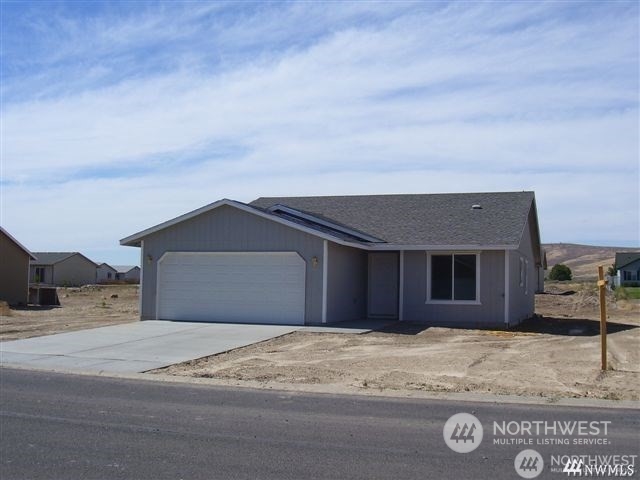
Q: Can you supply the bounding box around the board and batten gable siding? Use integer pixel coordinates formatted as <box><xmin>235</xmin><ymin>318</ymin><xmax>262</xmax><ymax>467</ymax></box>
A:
<box><xmin>53</xmin><ymin>255</ymin><xmax>97</xmax><ymax>286</ymax></box>
<box><xmin>0</xmin><ymin>231</ymin><xmax>31</xmax><ymax>305</ymax></box>
<box><xmin>326</xmin><ymin>242</ymin><xmax>367</xmax><ymax>323</ymax></box>
<box><xmin>507</xmin><ymin>213</ymin><xmax>537</xmax><ymax>326</ymax></box>
<box><xmin>402</xmin><ymin>250</ymin><xmax>505</xmax><ymax>327</ymax></box>
<box><xmin>140</xmin><ymin>204</ymin><xmax>325</xmax><ymax>323</ymax></box>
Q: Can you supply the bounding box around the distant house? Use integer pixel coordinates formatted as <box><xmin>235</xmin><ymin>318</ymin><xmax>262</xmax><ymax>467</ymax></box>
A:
<box><xmin>615</xmin><ymin>252</ymin><xmax>640</xmax><ymax>287</ymax></box>
<box><xmin>121</xmin><ymin>191</ymin><xmax>543</xmax><ymax>328</ymax></box>
<box><xmin>113</xmin><ymin>265</ymin><xmax>141</xmax><ymax>283</ymax></box>
<box><xmin>0</xmin><ymin>227</ymin><xmax>36</xmax><ymax>305</ymax></box>
<box><xmin>30</xmin><ymin>252</ymin><xmax>97</xmax><ymax>287</ymax></box>
<box><xmin>96</xmin><ymin>263</ymin><xmax>118</xmax><ymax>283</ymax></box>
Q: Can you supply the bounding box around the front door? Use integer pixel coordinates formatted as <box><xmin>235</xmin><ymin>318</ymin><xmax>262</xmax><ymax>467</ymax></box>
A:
<box><xmin>367</xmin><ymin>252</ymin><xmax>399</xmax><ymax>318</ymax></box>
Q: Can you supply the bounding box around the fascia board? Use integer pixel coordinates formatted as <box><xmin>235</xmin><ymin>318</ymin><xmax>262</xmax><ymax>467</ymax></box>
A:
<box><xmin>119</xmin><ymin>198</ymin><xmax>520</xmax><ymax>252</ymax></box>
<box><xmin>119</xmin><ymin>199</ymin><xmax>364</xmax><ymax>249</ymax></box>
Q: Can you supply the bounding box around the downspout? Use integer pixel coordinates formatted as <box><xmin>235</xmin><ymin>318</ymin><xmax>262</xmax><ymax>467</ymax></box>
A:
<box><xmin>139</xmin><ymin>240</ymin><xmax>144</xmax><ymax>320</ymax></box>
<box><xmin>504</xmin><ymin>250</ymin><xmax>510</xmax><ymax>328</ymax></box>
<box><xmin>398</xmin><ymin>250</ymin><xmax>404</xmax><ymax>321</ymax></box>
<box><xmin>321</xmin><ymin>240</ymin><xmax>328</xmax><ymax>324</ymax></box>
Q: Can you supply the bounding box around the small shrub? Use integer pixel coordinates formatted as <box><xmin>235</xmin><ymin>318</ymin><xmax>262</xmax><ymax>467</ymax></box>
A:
<box><xmin>0</xmin><ymin>301</ymin><xmax>11</xmax><ymax>316</ymax></box>
<box><xmin>549</xmin><ymin>264</ymin><xmax>572</xmax><ymax>281</ymax></box>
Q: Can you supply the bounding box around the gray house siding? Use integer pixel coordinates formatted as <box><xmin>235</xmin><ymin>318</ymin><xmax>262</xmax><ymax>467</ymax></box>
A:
<box><xmin>29</xmin><ymin>265</ymin><xmax>53</xmax><ymax>284</ymax></box>
<box><xmin>326</xmin><ymin>242</ymin><xmax>367</xmax><ymax>323</ymax></box>
<box><xmin>52</xmin><ymin>255</ymin><xmax>96</xmax><ymax>286</ymax></box>
<box><xmin>97</xmin><ymin>264</ymin><xmax>117</xmax><ymax>283</ymax></box>
<box><xmin>0</xmin><ymin>231</ymin><xmax>30</xmax><ymax>305</ymax></box>
<box><xmin>140</xmin><ymin>205</ymin><xmax>325</xmax><ymax>323</ymax></box>
<box><xmin>402</xmin><ymin>250</ymin><xmax>506</xmax><ymax>327</ymax></box>
<box><xmin>619</xmin><ymin>258</ymin><xmax>640</xmax><ymax>286</ymax></box>
<box><xmin>508</xmin><ymin>215</ymin><xmax>537</xmax><ymax>326</ymax></box>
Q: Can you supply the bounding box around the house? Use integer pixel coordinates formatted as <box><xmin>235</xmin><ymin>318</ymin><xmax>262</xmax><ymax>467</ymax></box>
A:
<box><xmin>0</xmin><ymin>227</ymin><xmax>37</xmax><ymax>305</ymax></box>
<box><xmin>120</xmin><ymin>191</ymin><xmax>543</xmax><ymax>328</ymax></box>
<box><xmin>97</xmin><ymin>263</ymin><xmax>118</xmax><ymax>283</ymax></box>
<box><xmin>113</xmin><ymin>265</ymin><xmax>141</xmax><ymax>283</ymax></box>
<box><xmin>614</xmin><ymin>252</ymin><xmax>640</xmax><ymax>287</ymax></box>
<box><xmin>30</xmin><ymin>252</ymin><xmax>97</xmax><ymax>286</ymax></box>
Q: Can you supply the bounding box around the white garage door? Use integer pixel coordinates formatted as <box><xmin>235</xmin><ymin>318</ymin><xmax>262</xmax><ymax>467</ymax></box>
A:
<box><xmin>157</xmin><ymin>252</ymin><xmax>306</xmax><ymax>325</ymax></box>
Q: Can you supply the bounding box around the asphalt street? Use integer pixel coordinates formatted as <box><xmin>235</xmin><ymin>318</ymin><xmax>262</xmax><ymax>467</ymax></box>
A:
<box><xmin>1</xmin><ymin>368</ymin><xmax>638</xmax><ymax>480</ymax></box>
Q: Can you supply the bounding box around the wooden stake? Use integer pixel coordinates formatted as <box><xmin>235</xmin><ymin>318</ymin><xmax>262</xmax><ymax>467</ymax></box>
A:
<box><xmin>597</xmin><ymin>266</ymin><xmax>608</xmax><ymax>371</ymax></box>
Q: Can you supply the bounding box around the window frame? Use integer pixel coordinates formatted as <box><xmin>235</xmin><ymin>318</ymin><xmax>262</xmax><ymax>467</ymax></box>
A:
<box><xmin>425</xmin><ymin>251</ymin><xmax>481</xmax><ymax>305</ymax></box>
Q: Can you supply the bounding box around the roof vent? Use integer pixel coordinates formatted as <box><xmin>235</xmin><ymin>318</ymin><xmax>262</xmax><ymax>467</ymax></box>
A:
<box><xmin>471</xmin><ymin>204</ymin><xmax>482</xmax><ymax>210</ymax></box>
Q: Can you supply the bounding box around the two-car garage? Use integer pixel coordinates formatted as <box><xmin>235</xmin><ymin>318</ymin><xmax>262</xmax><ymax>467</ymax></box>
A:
<box><xmin>156</xmin><ymin>252</ymin><xmax>306</xmax><ymax>325</ymax></box>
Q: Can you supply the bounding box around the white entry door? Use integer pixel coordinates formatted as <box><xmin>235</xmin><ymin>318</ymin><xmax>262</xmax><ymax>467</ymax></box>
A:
<box><xmin>157</xmin><ymin>252</ymin><xmax>306</xmax><ymax>324</ymax></box>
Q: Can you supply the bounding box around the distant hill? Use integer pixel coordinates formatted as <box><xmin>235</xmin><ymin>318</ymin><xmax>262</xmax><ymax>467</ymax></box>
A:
<box><xmin>543</xmin><ymin>243</ymin><xmax>639</xmax><ymax>280</ymax></box>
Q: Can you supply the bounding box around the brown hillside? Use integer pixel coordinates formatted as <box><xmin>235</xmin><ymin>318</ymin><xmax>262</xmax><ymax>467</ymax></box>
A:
<box><xmin>543</xmin><ymin>243</ymin><xmax>638</xmax><ymax>280</ymax></box>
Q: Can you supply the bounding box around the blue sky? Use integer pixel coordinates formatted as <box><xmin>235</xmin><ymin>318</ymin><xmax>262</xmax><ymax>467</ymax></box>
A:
<box><xmin>1</xmin><ymin>1</ymin><xmax>638</xmax><ymax>265</ymax></box>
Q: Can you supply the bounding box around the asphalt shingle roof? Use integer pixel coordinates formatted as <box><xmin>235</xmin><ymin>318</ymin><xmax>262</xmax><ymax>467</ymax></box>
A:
<box><xmin>615</xmin><ymin>252</ymin><xmax>640</xmax><ymax>269</ymax></box>
<box><xmin>250</xmin><ymin>191</ymin><xmax>536</xmax><ymax>247</ymax></box>
<box><xmin>31</xmin><ymin>252</ymin><xmax>79</xmax><ymax>265</ymax></box>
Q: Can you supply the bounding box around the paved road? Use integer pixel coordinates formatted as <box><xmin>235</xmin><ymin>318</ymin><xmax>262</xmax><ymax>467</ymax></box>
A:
<box><xmin>1</xmin><ymin>368</ymin><xmax>638</xmax><ymax>480</ymax></box>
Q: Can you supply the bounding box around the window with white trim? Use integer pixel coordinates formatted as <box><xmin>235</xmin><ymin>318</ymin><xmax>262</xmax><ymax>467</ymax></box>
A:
<box><xmin>428</xmin><ymin>253</ymin><xmax>479</xmax><ymax>302</ymax></box>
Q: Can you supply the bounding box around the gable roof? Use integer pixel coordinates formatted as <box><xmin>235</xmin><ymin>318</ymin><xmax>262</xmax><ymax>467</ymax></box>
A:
<box><xmin>32</xmin><ymin>252</ymin><xmax>97</xmax><ymax>266</ymax></box>
<box><xmin>251</xmin><ymin>192</ymin><xmax>536</xmax><ymax>247</ymax></box>
<box><xmin>0</xmin><ymin>226</ymin><xmax>37</xmax><ymax>260</ymax></box>
<box><xmin>121</xmin><ymin>192</ymin><xmax>539</xmax><ymax>251</ymax></box>
<box><xmin>112</xmin><ymin>265</ymin><xmax>140</xmax><ymax>273</ymax></box>
<box><xmin>97</xmin><ymin>262</ymin><xmax>117</xmax><ymax>271</ymax></box>
<box><xmin>615</xmin><ymin>252</ymin><xmax>640</xmax><ymax>269</ymax></box>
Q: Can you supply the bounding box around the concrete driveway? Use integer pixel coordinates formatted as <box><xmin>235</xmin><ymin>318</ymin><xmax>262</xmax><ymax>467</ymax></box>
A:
<box><xmin>0</xmin><ymin>321</ymin><xmax>298</xmax><ymax>374</ymax></box>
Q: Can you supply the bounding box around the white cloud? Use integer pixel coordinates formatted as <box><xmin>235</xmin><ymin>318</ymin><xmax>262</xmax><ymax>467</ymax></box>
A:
<box><xmin>1</xmin><ymin>1</ymin><xmax>638</xmax><ymax>263</ymax></box>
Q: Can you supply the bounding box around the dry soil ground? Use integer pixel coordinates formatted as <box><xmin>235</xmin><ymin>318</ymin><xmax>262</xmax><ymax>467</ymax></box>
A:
<box><xmin>1</xmin><ymin>283</ymin><xmax>638</xmax><ymax>401</ymax></box>
<box><xmin>0</xmin><ymin>285</ymin><xmax>139</xmax><ymax>341</ymax></box>
<box><xmin>156</xmin><ymin>283</ymin><xmax>640</xmax><ymax>401</ymax></box>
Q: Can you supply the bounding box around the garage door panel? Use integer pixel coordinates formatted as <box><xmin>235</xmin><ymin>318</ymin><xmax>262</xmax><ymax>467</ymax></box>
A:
<box><xmin>157</xmin><ymin>252</ymin><xmax>306</xmax><ymax>324</ymax></box>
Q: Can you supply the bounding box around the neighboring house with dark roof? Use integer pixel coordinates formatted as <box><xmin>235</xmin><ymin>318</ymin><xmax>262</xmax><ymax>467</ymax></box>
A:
<box><xmin>30</xmin><ymin>252</ymin><xmax>97</xmax><ymax>286</ymax></box>
<box><xmin>0</xmin><ymin>227</ymin><xmax>36</xmax><ymax>305</ymax></box>
<box><xmin>121</xmin><ymin>191</ymin><xmax>543</xmax><ymax>328</ymax></box>
<box><xmin>113</xmin><ymin>265</ymin><xmax>141</xmax><ymax>283</ymax></box>
<box><xmin>97</xmin><ymin>263</ymin><xmax>118</xmax><ymax>283</ymax></box>
<box><xmin>615</xmin><ymin>252</ymin><xmax>640</xmax><ymax>287</ymax></box>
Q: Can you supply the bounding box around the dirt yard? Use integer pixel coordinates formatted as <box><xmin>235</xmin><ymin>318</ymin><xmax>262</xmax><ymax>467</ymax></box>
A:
<box><xmin>155</xmin><ymin>283</ymin><xmax>640</xmax><ymax>401</ymax></box>
<box><xmin>0</xmin><ymin>285</ymin><xmax>139</xmax><ymax>341</ymax></box>
<box><xmin>2</xmin><ymin>282</ymin><xmax>638</xmax><ymax>401</ymax></box>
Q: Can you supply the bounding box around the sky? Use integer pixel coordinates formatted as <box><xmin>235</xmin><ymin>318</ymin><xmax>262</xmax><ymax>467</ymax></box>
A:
<box><xmin>1</xmin><ymin>1</ymin><xmax>638</xmax><ymax>266</ymax></box>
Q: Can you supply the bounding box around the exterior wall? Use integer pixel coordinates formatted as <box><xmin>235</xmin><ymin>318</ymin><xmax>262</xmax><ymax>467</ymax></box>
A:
<box><xmin>508</xmin><ymin>215</ymin><xmax>537</xmax><ymax>326</ymax></box>
<box><xmin>29</xmin><ymin>265</ymin><xmax>53</xmax><ymax>284</ymax></box>
<box><xmin>52</xmin><ymin>255</ymin><xmax>97</xmax><ymax>286</ymax></box>
<box><xmin>97</xmin><ymin>264</ymin><xmax>117</xmax><ymax>283</ymax></box>
<box><xmin>402</xmin><ymin>250</ymin><xmax>505</xmax><ymax>327</ymax></box>
<box><xmin>124</xmin><ymin>267</ymin><xmax>140</xmax><ymax>282</ymax></box>
<box><xmin>0</xmin><ymin>231</ymin><xmax>30</xmax><ymax>305</ymax></box>
<box><xmin>326</xmin><ymin>242</ymin><xmax>367</xmax><ymax>323</ymax></box>
<box><xmin>619</xmin><ymin>259</ymin><xmax>640</xmax><ymax>286</ymax></box>
<box><xmin>140</xmin><ymin>205</ymin><xmax>325</xmax><ymax>323</ymax></box>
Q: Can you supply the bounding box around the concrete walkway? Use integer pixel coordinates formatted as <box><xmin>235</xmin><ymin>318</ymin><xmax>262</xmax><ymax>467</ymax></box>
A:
<box><xmin>0</xmin><ymin>321</ymin><xmax>298</xmax><ymax>373</ymax></box>
<box><xmin>0</xmin><ymin>320</ymin><xmax>391</xmax><ymax>375</ymax></box>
